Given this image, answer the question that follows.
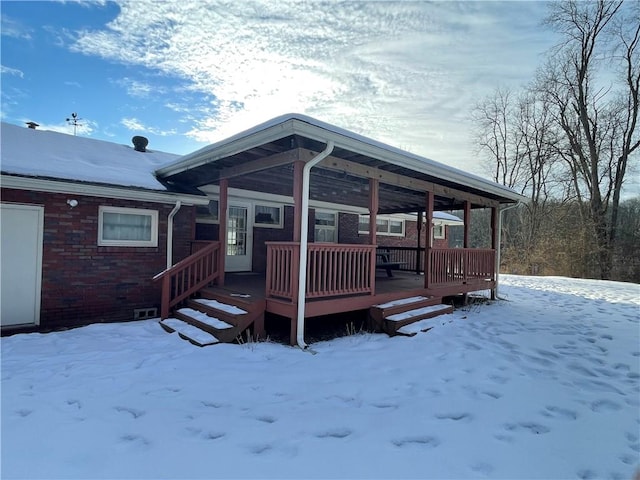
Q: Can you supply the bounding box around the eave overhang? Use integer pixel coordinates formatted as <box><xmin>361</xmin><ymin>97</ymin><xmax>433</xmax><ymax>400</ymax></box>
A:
<box><xmin>155</xmin><ymin>114</ymin><xmax>527</xmax><ymax>212</ymax></box>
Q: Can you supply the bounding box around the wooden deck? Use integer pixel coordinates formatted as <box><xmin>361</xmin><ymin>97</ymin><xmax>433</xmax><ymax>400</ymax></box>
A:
<box><xmin>204</xmin><ymin>270</ymin><xmax>493</xmax><ymax>345</ymax></box>
<box><xmin>217</xmin><ymin>270</ymin><xmax>493</xmax><ymax>318</ymax></box>
<box><xmin>157</xmin><ymin>244</ymin><xmax>496</xmax><ymax>345</ymax></box>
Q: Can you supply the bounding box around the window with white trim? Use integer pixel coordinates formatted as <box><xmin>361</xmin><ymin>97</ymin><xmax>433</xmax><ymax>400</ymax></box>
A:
<box><xmin>433</xmin><ymin>224</ymin><xmax>445</xmax><ymax>239</ymax></box>
<box><xmin>98</xmin><ymin>206</ymin><xmax>158</xmax><ymax>247</ymax></box>
<box><xmin>254</xmin><ymin>203</ymin><xmax>283</xmax><ymax>228</ymax></box>
<box><xmin>314</xmin><ymin>211</ymin><xmax>337</xmax><ymax>242</ymax></box>
<box><xmin>358</xmin><ymin>215</ymin><xmax>405</xmax><ymax>237</ymax></box>
<box><xmin>195</xmin><ymin>200</ymin><xmax>219</xmax><ymax>224</ymax></box>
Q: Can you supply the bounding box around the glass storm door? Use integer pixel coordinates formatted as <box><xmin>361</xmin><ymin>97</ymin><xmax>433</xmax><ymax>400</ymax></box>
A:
<box><xmin>225</xmin><ymin>204</ymin><xmax>252</xmax><ymax>272</ymax></box>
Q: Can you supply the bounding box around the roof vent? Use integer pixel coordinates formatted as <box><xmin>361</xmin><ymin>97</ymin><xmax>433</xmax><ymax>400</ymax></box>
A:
<box><xmin>26</xmin><ymin>121</ymin><xmax>39</xmax><ymax>129</ymax></box>
<box><xmin>132</xmin><ymin>136</ymin><xmax>148</xmax><ymax>152</ymax></box>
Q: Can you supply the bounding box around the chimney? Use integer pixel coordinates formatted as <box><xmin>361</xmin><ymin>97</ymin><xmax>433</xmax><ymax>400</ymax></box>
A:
<box><xmin>132</xmin><ymin>136</ymin><xmax>149</xmax><ymax>152</ymax></box>
<box><xmin>26</xmin><ymin>122</ymin><xmax>39</xmax><ymax>129</ymax></box>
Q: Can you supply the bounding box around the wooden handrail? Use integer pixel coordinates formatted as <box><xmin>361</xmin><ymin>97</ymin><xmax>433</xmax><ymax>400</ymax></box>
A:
<box><xmin>266</xmin><ymin>242</ymin><xmax>376</xmax><ymax>301</ymax></box>
<box><xmin>153</xmin><ymin>241</ymin><xmax>221</xmax><ymax>319</ymax></box>
<box><xmin>428</xmin><ymin>248</ymin><xmax>495</xmax><ymax>286</ymax></box>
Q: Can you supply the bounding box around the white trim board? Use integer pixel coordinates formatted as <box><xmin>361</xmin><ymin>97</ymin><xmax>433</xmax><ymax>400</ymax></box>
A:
<box><xmin>1</xmin><ymin>175</ymin><xmax>210</xmax><ymax>206</ymax></box>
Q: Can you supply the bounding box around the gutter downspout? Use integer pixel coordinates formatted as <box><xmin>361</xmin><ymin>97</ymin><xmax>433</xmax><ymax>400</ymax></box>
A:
<box><xmin>166</xmin><ymin>200</ymin><xmax>182</xmax><ymax>269</ymax></box>
<box><xmin>296</xmin><ymin>140</ymin><xmax>335</xmax><ymax>349</ymax></box>
<box><xmin>496</xmin><ymin>201</ymin><xmax>520</xmax><ymax>299</ymax></box>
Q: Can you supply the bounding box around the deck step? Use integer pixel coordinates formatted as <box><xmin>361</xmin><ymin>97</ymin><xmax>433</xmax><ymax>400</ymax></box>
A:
<box><xmin>199</xmin><ymin>287</ymin><xmax>261</xmax><ymax>309</ymax></box>
<box><xmin>192</xmin><ymin>298</ymin><xmax>248</xmax><ymax>315</ymax></box>
<box><xmin>159</xmin><ymin>318</ymin><xmax>220</xmax><ymax>347</ymax></box>
<box><xmin>385</xmin><ymin>304</ymin><xmax>453</xmax><ymax>335</ymax></box>
<box><xmin>375</xmin><ymin>296</ymin><xmax>432</xmax><ymax>309</ymax></box>
<box><xmin>175</xmin><ymin>307</ymin><xmax>244</xmax><ymax>343</ymax></box>
<box><xmin>369</xmin><ymin>295</ymin><xmax>444</xmax><ymax>332</ymax></box>
<box><xmin>186</xmin><ymin>298</ymin><xmax>247</xmax><ymax>326</ymax></box>
<box><xmin>396</xmin><ymin>316</ymin><xmax>443</xmax><ymax>336</ymax></box>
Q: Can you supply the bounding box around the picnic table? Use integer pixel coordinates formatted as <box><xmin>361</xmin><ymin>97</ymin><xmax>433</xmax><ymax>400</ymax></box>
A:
<box><xmin>376</xmin><ymin>249</ymin><xmax>406</xmax><ymax>277</ymax></box>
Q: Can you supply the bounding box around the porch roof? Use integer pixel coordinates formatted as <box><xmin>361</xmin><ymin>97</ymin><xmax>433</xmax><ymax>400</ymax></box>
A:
<box><xmin>156</xmin><ymin>114</ymin><xmax>526</xmax><ymax>213</ymax></box>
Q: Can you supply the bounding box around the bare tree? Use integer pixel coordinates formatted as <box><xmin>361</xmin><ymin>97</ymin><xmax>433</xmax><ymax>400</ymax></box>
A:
<box><xmin>536</xmin><ymin>0</ymin><xmax>639</xmax><ymax>279</ymax></box>
<box><xmin>472</xmin><ymin>88</ymin><xmax>561</xmax><ymax>273</ymax></box>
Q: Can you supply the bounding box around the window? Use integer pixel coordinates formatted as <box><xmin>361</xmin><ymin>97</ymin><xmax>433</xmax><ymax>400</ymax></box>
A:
<box><xmin>358</xmin><ymin>215</ymin><xmax>369</xmax><ymax>233</ymax></box>
<box><xmin>195</xmin><ymin>200</ymin><xmax>219</xmax><ymax>224</ymax></box>
<box><xmin>98</xmin><ymin>206</ymin><xmax>158</xmax><ymax>247</ymax></box>
<box><xmin>433</xmin><ymin>224</ymin><xmax>445</xmax><ymax>239</ymax></box>
<box><xmin>315</xmin><ymin>211</ymin><xmax>337</xmax><ymax>242</ymax></box>
<box><xmin>358</xmin><ymin>215</ymin><xmax>405</xmax><ymax>237</ymax></box>
<box><xmin>254</xmin><ymin>204</ymin><xmax>283</xmax><ymax>228</ymax></box>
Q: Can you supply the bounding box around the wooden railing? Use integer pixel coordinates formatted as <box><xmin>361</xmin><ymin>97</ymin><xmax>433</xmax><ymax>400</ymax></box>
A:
<box><xmin>429</xmin><ymin>248</ymin><xmax>495</xmax><ymax>286</ymax></box>
<box><xmin>376</xmin><ymin>246</ymin><xmax>424</xmax><ymax>273</ymax></box>
<box><xmin>153</xmin><ymin>241</ymin><xmax>221</xmax><ymax>319</ymax></box>
<box><xmin>266</xmin><ymin>242</ymin><xmax>376</xmax><ymax>302</ymax></box>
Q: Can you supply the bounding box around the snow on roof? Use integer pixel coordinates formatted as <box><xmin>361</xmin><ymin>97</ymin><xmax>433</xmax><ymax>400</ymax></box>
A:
<box><xmin>433</xmin><ymin>211</ymin><xmax>463</xmax><ymax>225</ymax></box>
<box><xmin>0</xmin><ymin>122</ymin><xmax>179</xmax><ymax>190</ymax></box>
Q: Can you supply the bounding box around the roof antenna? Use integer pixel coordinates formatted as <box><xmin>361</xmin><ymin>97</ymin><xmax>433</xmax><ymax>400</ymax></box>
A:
<box><xmin>65</xmin><ymin>112</ymin><xmax>83</xmax><ymax>136</ymax></box>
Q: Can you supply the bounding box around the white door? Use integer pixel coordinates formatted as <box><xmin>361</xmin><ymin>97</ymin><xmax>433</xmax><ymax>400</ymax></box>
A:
<box><xmin>1</xmin><ymin>203</ymin><xmax>44</xmax><ymax>327</ymax></box>
<box><xmin>225</xmin><ymin>203</ymin><xmax>253</xmax><ymax>272</ymax></box>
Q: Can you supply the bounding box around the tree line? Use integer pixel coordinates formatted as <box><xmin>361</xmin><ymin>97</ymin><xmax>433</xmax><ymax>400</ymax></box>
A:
<box><xmin>470</xmin><ymin>0</ymin><xmax>639</xmax><ymax>282</ymax></box>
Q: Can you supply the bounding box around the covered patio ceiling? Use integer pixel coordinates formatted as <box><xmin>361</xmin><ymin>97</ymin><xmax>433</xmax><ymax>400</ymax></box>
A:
<box><xmin>156</xmin><ymin>115</ymin><xmax>526</xmax><ymax>214</ymax></box>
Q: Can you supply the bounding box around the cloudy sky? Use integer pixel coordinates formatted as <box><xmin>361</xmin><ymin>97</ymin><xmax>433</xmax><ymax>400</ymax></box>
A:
<box><xmin>1</xmin><ymin>1</ymin><xmax>558</xmax><ymax>178</ymax></box>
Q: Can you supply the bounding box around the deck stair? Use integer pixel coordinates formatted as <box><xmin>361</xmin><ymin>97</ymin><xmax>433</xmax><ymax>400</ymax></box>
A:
<box><xmin>369</xmin><ymin>295</ymin><xmax>453</xmax><ymax>337</ymax></box>
<box><xmin>159</xmin><ymin>318</ymin><xmax>221</xmax><ymax>347</ymax></box>
<box><xmin>159</xmin><ymin>287</ymin><xmax>266</xmax><ymax>346</ymax></box>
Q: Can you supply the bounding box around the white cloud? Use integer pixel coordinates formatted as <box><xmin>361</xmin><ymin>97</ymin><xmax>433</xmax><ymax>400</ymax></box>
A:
<box><xmin>0</xmin><ymin>65</ymin><xmax>24</xmax><ymax>78</ymax></box>
<box><xmin>1</xmin><ymin>14</ymin><xmax>32</xmax><ymax>39</ymax></box>
<box><xmin>113</xmin><ymin>77</ymin><xmax>165</xmax><ymax>98</ymax></box>
<box><xmin>121</xmin><ymin>117</ymin><xmax>176</xmax><ymax>136</ymax></box>
<box><xmin>68</xmin><ymin>0</ymin><xmax>556</xmax><ymax>173</ymax></box>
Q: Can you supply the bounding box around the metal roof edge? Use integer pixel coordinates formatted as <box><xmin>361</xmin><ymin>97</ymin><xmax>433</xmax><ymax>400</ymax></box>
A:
<box><xmin>155</xmin><ymin>114</ymin><xmax>301</xmax><ymax>177</ymax></box>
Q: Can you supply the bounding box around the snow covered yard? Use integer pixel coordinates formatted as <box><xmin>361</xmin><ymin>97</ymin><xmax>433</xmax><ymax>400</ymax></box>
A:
<box><xmin>1</xmin><ymin>275</ymin><xmax>639</xmax><ymax>479</ymax></box>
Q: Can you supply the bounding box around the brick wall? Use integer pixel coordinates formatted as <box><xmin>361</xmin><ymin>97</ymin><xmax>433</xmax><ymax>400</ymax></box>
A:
<box><xmin>2</xmin><ymin>188</ymin><xmax>195</xmax><ymax>330</ymax></box>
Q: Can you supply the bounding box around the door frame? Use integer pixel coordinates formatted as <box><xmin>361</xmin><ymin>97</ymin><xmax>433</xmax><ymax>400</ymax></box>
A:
<box><xmin>225</xmin><ymin>201</ymin><xmax>253</xmax><ymax>272</ymax></box>
<box><xmin>1</xmin><ymin>202</ymin><xmax>44</xmax><ymax>327</ymax></box>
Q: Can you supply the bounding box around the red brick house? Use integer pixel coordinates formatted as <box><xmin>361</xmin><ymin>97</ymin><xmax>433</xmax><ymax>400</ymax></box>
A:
<box><xmin>0</xmin><ymin>122</ymin><xmax>209</xmax><ymax>332</ymax></box>
<box><xmin>1</xmin><ymin>115</ymin><xmax>525</xmax><ymax>346</ymax></box>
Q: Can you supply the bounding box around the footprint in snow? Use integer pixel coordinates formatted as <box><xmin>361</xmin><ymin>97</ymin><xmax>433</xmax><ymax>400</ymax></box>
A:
<box><xmin>590</xmin><ymin>399</ymin><xmax>622</xmax><ymax>413</ymax></box>
<box><xmin>391</xmin><ymin>436</ymin><xmax>440</xmax><ymax>448</ymax></box>
<box><xmin>619</xmin><ymin>453</ymin><xmax>636</xmax><ymax>465</ymax></box>
<box><xmin>316</xmin><ymin>428</ymin><xmax>352</xmax><ymax>439</ymax></box>
<box><xmin>249</xmin><ymin>444</ymin><xmax>272</xmax><ymax>454</ymax></box>
<box><xmin>488</xmin><ymin>374</ymin><xmax>509</xmax><ymax>385</ymax></box>
<box><xmin>541</xmin><ymin>406</ymin><xmax>578</xmax><ymax>420</ymax></box>
<box><xmin>576</xmin><ymin>468</ymin><xmax>598</xmax><ymax>480</ymax></box>
<box><xmin>371</xmin><ymin>402</ymin><xmax>399</xmax><ymax>410</ymax></box>
<box><xmin>625</xmin><ymin>431</ymin><xmax>639</xmax><ymax>443</ymax></box>
<box><xmin>202</xmin><ymin>431</ymin><xmax>226</xmax><ymax>440</ymax></box>
<box><xmin>503</xmin><ymin>422</ymin><xmax>550</xmax><ymax>435</ymax></box>
<box><xmin>470</xmin><ymin>462</ymin><xmax>494</xmax><ymax>476</ymax></box>
<box><xmin>256</xmin><ymin>415</ymin><xmax>277</xmax><ymax>424</ymax></box>
<box><xmin>493</xmin><ymin>433</ymin><xmax>514</xmax><ymax>443</ymax></box>
<box><xmin>114</xmin><ymin>406</ymin><xmax>145</xmax><ymax>419</ymax></box>
<box><xmin>567</xmin><ymin>363</ymin><xmax>598</xmax><ymax>377</ymax></box>
<box><xmin>15</xmin><ymin>409</ymin><xmax>33</xmax><ymax>417</ymax></box>
<box><xmin>435</xmin><ymin>412</ymin><xmax>473</xmax><ymax>423</ymax></box>
<box><xmin>120</xmin><ymin>434</ymin><xmax>149</xmax><ymax>447</ymax></box>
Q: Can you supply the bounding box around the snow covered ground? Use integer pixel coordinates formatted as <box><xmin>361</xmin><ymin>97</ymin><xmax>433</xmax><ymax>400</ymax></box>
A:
<box><xmin>2</xmin><ymin>275</ymin><xmax>639</xmax><ymax>479</ymax></box>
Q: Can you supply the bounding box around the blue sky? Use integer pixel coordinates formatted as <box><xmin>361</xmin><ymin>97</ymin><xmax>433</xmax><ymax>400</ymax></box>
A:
<box><xmin>1</xmin><ymin>1</ymin><xmax>558</xmax><ymax>178</ymax></box>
